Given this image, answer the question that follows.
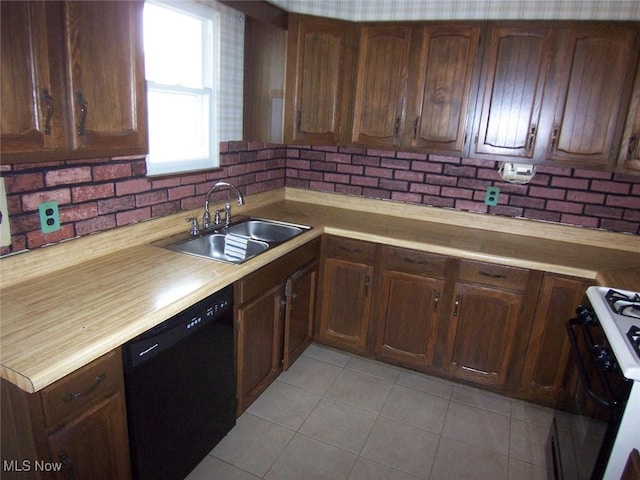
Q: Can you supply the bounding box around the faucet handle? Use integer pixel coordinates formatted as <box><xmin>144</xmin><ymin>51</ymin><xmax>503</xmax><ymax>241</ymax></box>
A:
<box><xmin>186</xmin><ymin>217</ymin><xmax>199</xmax><ymax>236</ymax></box>
<box><xmin>214</xmin><ymin>209</ymin><xmax>222</xmax><ymax>225</ymax></box>
<box><xmin>224</xmin><ymin>203</ymin><xmax>232</xmax><ymax>226</ymax></box>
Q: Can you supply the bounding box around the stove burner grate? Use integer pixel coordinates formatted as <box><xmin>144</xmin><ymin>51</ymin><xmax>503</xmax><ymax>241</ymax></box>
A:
<box><xmin>604</xmin><ymin>289</ymin><xmax>640</xmax><ymax>319</ymax></box>
<box><xmin>627</xmin><ymin>326</ymin><xmax>640</xmax><ymax>359</ymax></box>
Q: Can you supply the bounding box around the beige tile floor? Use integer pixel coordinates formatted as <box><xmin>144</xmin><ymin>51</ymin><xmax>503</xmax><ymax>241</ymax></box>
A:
<box><xmin>186</xmin><ymin>343</ymin><xmax>581</xmax><ymax>480</ymax></box>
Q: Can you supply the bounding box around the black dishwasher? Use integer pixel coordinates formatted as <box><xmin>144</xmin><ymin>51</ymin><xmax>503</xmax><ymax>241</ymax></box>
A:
<box><xmin>122</xmin><ymin>285</ymin><xmax>236</xmax><ymax>480</ymax></box>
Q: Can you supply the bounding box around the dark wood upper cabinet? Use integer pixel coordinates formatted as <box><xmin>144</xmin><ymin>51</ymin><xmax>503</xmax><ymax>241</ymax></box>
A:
<box><xmin>284</xmin><ymin>14</ymin><xmax>356</xmax><ymax>145</ymax></box>
<box><xmin>404</xmin><ymin>24</ymin><xmax>482</xmax><ymax>154</ymax></box>
<box><xmin>351</xmin><ymin>25</ymin><xmax>412</xmax><ymax>148</ymax></box>
<box><xmin>0</xmin><ymin>1</ymin><xmax>148</xmax><ymax>163</ymax></box>
<box><xmin>1</xmin><ymin>2</ymin><xmax>64</xmax><ymax>157</ymax></box>
<box><xmin>619</xmin><ymin>62</ymin><xmax>640</xmax><ymax>173</ymax></box>
<box><xmin>544</xmin><ymin>24</ymin><xmax>639</xmax><ymax>169</ymax></box>
<box><xmin>471</xmin><ymin>24</ymin><xmax>555</xmax><ymax>160</ymax></box>
<box><xmin>63</xmin><ymin>1</ymin><xmax>147</xmax><ymax>157</ymax></box>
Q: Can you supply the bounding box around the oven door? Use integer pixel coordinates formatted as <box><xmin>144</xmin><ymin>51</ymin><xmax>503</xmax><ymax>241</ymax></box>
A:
<box><xmin>560</xmin><ymin>315</ymin><xmax>631</xmax><ymax>480</ymax></box>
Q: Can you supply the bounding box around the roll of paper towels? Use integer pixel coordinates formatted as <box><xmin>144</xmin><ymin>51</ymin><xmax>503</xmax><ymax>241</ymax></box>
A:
<box><xmin>0</xmin><ymin>177</ymin><xmax>11</xmax><ymax>247</ymax></box>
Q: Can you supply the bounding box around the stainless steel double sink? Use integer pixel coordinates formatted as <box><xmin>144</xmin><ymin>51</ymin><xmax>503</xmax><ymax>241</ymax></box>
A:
<box><xmin>155</xmin><ymin>217</ymin><xmax>311</xmax><ymax>264</ymax></box>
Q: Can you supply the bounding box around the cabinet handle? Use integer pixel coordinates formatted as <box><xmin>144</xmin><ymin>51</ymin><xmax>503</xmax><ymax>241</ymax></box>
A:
<box><xmin>550</xmin><ymin>125</ymin><xmax>560</xmax><ymax>151</ymax></box>
<box><xmin>526</xmin><ymin>124</ymin><xmax>537</xmax><ymax>150</ymax></box>
<box><xmin>479</xmin><ymin>270</ymin><xmax>507</xmax><ymax>279</ymax></box>
<box><xmin>413</xmin><ymin>116</ymin><xmax>419</xmax><ymax>140</ymax></box>
<box><xmin>453</xmin><ymin>293</ymin><xmax>461</xmax><ymax>317</ymax></box>
<box><xmin>364</xmin><ymin>275</ymin><xmax>370</xmax><ymax>296</ymax></box>
<box><xmin>394</xmin><ymin>117</ymin><xmax>400</xmax><ymax>142</ymax></box>
<box><xmin>628</xmin><ymin>134</ymin><xmax>639</xmax><ymax>161</ymax></box>
<box><xmin>59</xmin><ymin>452</ymin><xmax>73</xmax><ymax>479</ymax></box>
<box><xmin>433</xmin><ymin>291</ymin><xmax>440</xmax><ymax>313</ymax></box>
<box><xmin>338</xmin><ymin>246</ymin><xmax>361</xmax><ymax>254</ymax></box>
<box><xmin>402</xmin><ymin>256</ymin><xmax>428</xmax><ymax>266</ymax></box>
<box><xmin>296</xmin><ymin>110</ymin><xmax>301</xmax><ymax>131</ymax></box>
<box><xmin>41</xmin><ymin>89</ymin><xmax>54</xmax><ymax>135</ymax></box>
<box><xmin>62</xmin><ymin>373</ymin><xmax>106</xmax><ymax>403</ymax></box>
<box><xmin>75</xmin><ymin>92</ymin><xmax>88</xmax><ymax>136</ymax></box>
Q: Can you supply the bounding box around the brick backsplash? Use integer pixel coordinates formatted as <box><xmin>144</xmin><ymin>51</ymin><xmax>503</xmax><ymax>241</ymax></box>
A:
<box><xmin>0</xmin><ymin>141</ymin><xmax>286</xmax><ymax>255</ymax></box>
<box><xmin>1</xmin><ymin>142</ymin><xmax>639</xmax><ymax>256</ymax></box>
<box><xmin>286</xmin><ymin>145</ymin><xmax>640</xmax><ymax>234</ymax></box>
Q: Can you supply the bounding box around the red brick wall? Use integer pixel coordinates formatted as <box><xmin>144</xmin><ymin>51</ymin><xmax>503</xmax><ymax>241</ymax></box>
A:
<box><xmin>2</xmin><ymin>142</ymin><xmax>639</xmax><ymax>256</ymax></box>
<box><xmin>287</xmin><ymin>146</ymin><xmax>640</xmax><ymax>234</ymax></box>
<box><xmin>1</xmin><ymin>142</ymin><xmax>286</xmax><ymax>254</ymax></box>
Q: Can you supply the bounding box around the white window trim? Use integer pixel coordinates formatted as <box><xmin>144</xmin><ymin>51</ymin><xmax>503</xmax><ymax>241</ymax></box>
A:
<box><xmin>144</xmin><ymin>0</ymin><xmax>221</xmax><ymax>176</ymax></box>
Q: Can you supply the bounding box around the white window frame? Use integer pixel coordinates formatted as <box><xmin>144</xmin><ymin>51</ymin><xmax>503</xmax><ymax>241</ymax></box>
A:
<box><xmin>144</xmin><ymin>0</ymin><xmax>221</xmax><ymax>176</ymax></box>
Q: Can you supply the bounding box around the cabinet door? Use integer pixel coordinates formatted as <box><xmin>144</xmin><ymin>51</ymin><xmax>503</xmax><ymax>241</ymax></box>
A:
<box><xmin>283</xmin><ymin>261</ymin><xmax>318</xmax><ymax>370</ymax></box>
<box><xmin>619</xmin><ymin>62</ymin><xmax>640</xmax><ymax>173</ymax></box>
<box><xmin>351</xmin><ymin>25</ymin><xmax>411</xmax><ymax>148</ymax></box>
<box><xmin>374</xmin><ymin>270</ymin><xmax>444</xmax><ymax>368</ymax></box>
<box><xmin>0</xmin><ymin>2</ymin><xmax>66</xmax><ymax>159</ymax></box>
<box><xmin>444</xmin><ymin>282</ymin><xmax>524</xmax><ymax>387</ymax></box>
<box><xmin>316</xmin><ymin>257</ymin><xmax>373</xmax><ymax>355</ymax></box>
<box><xmin>235</xmin><ymin>284</ymin><xmax>284</xmax><ymax>414</ymax></box>
<box><xmin>519</xmin><ymin>274</ymin><xmax>591</xmax><ymax>406</ymax></box>
<box><xmin>47</xmin><ymin>393</ymin><xmax>131</xmax><ymax>480</ymax></box>
<box><xmin>63</xmin><ymin>1</ymin><xmax>147</xmax><ymax>156</ymax></box>
<box><xmin>545</xmin><ymin>26</ymin><xmax>638</xmax><ymax>169</ymax></box>
<box><xmin>404</xmin><ymin>24</ymin><xmax>481</xmax><ymax>154</ymax></box>
<box><xmin>284</xmin><ymin>15</ymin><xmax>355</xmax><ymax>145</ymax></box>
<box><xmin>472</xmin><ymin>24</ymin><xmax>554</xmax><ymax>159</ymax></box>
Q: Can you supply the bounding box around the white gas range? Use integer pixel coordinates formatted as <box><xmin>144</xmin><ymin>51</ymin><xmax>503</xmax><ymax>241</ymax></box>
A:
<box><xmin>585</xmin><ymin>286</ymin><xmax>640</xmax><ymax>479</ymax></box>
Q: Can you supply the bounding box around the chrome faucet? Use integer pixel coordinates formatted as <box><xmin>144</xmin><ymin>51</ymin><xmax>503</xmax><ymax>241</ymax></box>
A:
<box><xmin>203</xmin><ymin>181</ymin><xmax>244</xmax><ymax>229</ymax></box>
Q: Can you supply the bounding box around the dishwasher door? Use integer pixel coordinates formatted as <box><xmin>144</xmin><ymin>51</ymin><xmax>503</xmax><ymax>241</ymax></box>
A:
<box><xmin>122</xmin><ymin>286</ymin><xmax>236</xmax><ymax>480</ymax></box>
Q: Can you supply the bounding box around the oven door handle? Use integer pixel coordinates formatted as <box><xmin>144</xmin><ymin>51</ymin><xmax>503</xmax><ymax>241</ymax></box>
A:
<box><xmin>566</xmin><ymin>318</ymin><xmax>614</xmax><ymax>410</ymax></box>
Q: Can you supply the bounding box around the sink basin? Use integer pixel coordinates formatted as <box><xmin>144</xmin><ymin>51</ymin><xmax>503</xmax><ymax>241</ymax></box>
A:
<box><xmin>170</xmin><ymin>234</ymin><xmax>269</xmax><ymax>264</ymax></box>
<box><xmin>224</xmin><ymin>219</ymin><xmax>304</xmax><ymax>243</ymax></box>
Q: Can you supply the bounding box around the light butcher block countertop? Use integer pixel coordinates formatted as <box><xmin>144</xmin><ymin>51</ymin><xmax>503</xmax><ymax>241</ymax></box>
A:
<box><xmin>2</xmin><ymin>188</ymin><xmax>640</xmax><ymax>393</ymax></box>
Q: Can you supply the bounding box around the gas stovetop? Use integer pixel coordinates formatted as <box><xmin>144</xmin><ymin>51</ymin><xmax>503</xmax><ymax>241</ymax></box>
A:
<box><xmin>587</xmin><ymin>286</ymin><xmax>640</xmax><ymax>382</ymax></box>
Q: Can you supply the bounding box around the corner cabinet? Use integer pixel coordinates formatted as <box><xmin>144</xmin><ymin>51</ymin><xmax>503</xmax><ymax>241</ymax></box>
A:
<box><xmin>0</xmin><ymin>350</ymin><xmax>131</xmax><ymax>480</ymax></box>
<box><xmin>235</xmin><ymin>239</ymin><xmax>319</xmax><ymax>414</ymax></box>
<box><xmin>316</xmin><ymin>236</ymin><xmax>376</xmax><ymax>355</ymax></box>
<box><xmin>518</xmin><ymin>274</ymin><xmax>592</xmax><ymax>407</ymax></box>
<box><xmin>0</xmin><ymin>1</ymin><xmax>148</xmax><ymax>163</ymax></box>
<box><xmin>284</xmin><ymin>14</ymin><xmax>356</xmax><ymax>145</ymax></box>
<box><xmin>618</xmin><ymin>53</ymin><xmax>640</xmax><ymax>173</ymax></box>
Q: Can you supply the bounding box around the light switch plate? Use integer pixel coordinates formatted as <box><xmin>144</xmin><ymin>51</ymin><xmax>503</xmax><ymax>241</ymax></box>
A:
<box><xmin>39</xmin><ymin>201</ymin><xmax>61</xmax><ymax>233</ymax></box>
<box><xmin>0</xmin><ymin>178</ymin><xmax>11</xmax><ymax>246</ymax></box>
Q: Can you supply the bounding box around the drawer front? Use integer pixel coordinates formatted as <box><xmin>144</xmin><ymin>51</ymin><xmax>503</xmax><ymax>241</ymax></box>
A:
<box><xmin>236</xmin><ymin>238</ymin><xmax>320</xmax><ymax>305</ymax></box>
<box><xmin>325</xmin><ymin>236</ymin><xmax>376</xmax><ymax>264</ymax></box>
<box><xmin>41</xmin><ymin>349</ymin><xmax>122</xmax><ymax>427</ymax></box>
<box><xmin>380</xmin><ymin>245</ymin><xmax>447</xmax><ymax>277</ymax></box>
<box><xmin>458</xmin><ymin>260</ymin><xmax>529</xmax><ymax>292</ymax></box>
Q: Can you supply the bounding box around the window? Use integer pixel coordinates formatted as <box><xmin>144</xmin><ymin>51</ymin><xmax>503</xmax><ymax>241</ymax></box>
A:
<box><xmin>143</xmin><ymin>1</ymin><xmax>220</xmax><ymax>176</ymax></box>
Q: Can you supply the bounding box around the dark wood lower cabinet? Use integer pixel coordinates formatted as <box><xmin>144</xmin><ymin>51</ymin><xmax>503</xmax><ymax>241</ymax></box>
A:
<box><xmin>373</xmin><ymin>246</ymin><xmax>448</xmax><ymax>369</ymax></box>
<box><xmin>235</xmin><ymin>239</ymin><xmax>320</xmax><ymax>414</ymax></box>
<box><xmin>0</xmin><ymin>349</ymin><xmax>131</xmax><ymax>480</ymax></box>
<box><xmin>316</xmin><ymin>236</ymin><xmax>376</xmax><ymax>355</ymax></box>
<box><xmin>518</xmin><ymin>273</ymin><xmax>592</xmax><ymax>406</ymax></box>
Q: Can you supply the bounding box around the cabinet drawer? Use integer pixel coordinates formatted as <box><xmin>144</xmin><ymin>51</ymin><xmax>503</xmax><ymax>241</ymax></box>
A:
<box><xmin>380</xmin><ymin>245</ymin><xmax>446</xmax><ymax>277</ymax></box>
<box><xmin>457</xmin><ymin>260</ymin><xmax>529</xmax><ymax>292</ymax></box>
<box><xmin>236</xmin><ymin>238</ymin><xmax>320</xmax><ymax>305</ymax></box>
<box><xmin>325</xmin><ymin>236</ymin><xmax>376</xmax><ymax>264</ymax></box>
<box><xmin>41</xmin><ymin>349</ymin><xmax>122</xmax><ymax>427</ymax></box>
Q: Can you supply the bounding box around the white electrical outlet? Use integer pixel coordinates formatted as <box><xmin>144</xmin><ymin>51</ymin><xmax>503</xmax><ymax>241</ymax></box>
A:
<box><xmin>0</xmin><ymin>178</ymin><xmax>11</xmax><ymax>247</ymax></box>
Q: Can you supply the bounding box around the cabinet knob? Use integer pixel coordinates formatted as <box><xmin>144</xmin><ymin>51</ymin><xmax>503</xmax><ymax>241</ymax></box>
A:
<box><xmin>550</xmin><ymin>125</ymin><xmax>560</xmax><ymax>151</ymax></box>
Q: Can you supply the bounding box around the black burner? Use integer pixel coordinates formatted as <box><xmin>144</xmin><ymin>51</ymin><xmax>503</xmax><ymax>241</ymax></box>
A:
<box><xmin>627</xmin><ymin>326</ymin><xmax>640</xmax><ymax>359</ymax></box>
<box><xmin>604</xmin><ymin>289</ymin><xmax>640</xmax><ymax>319</ymax></box>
